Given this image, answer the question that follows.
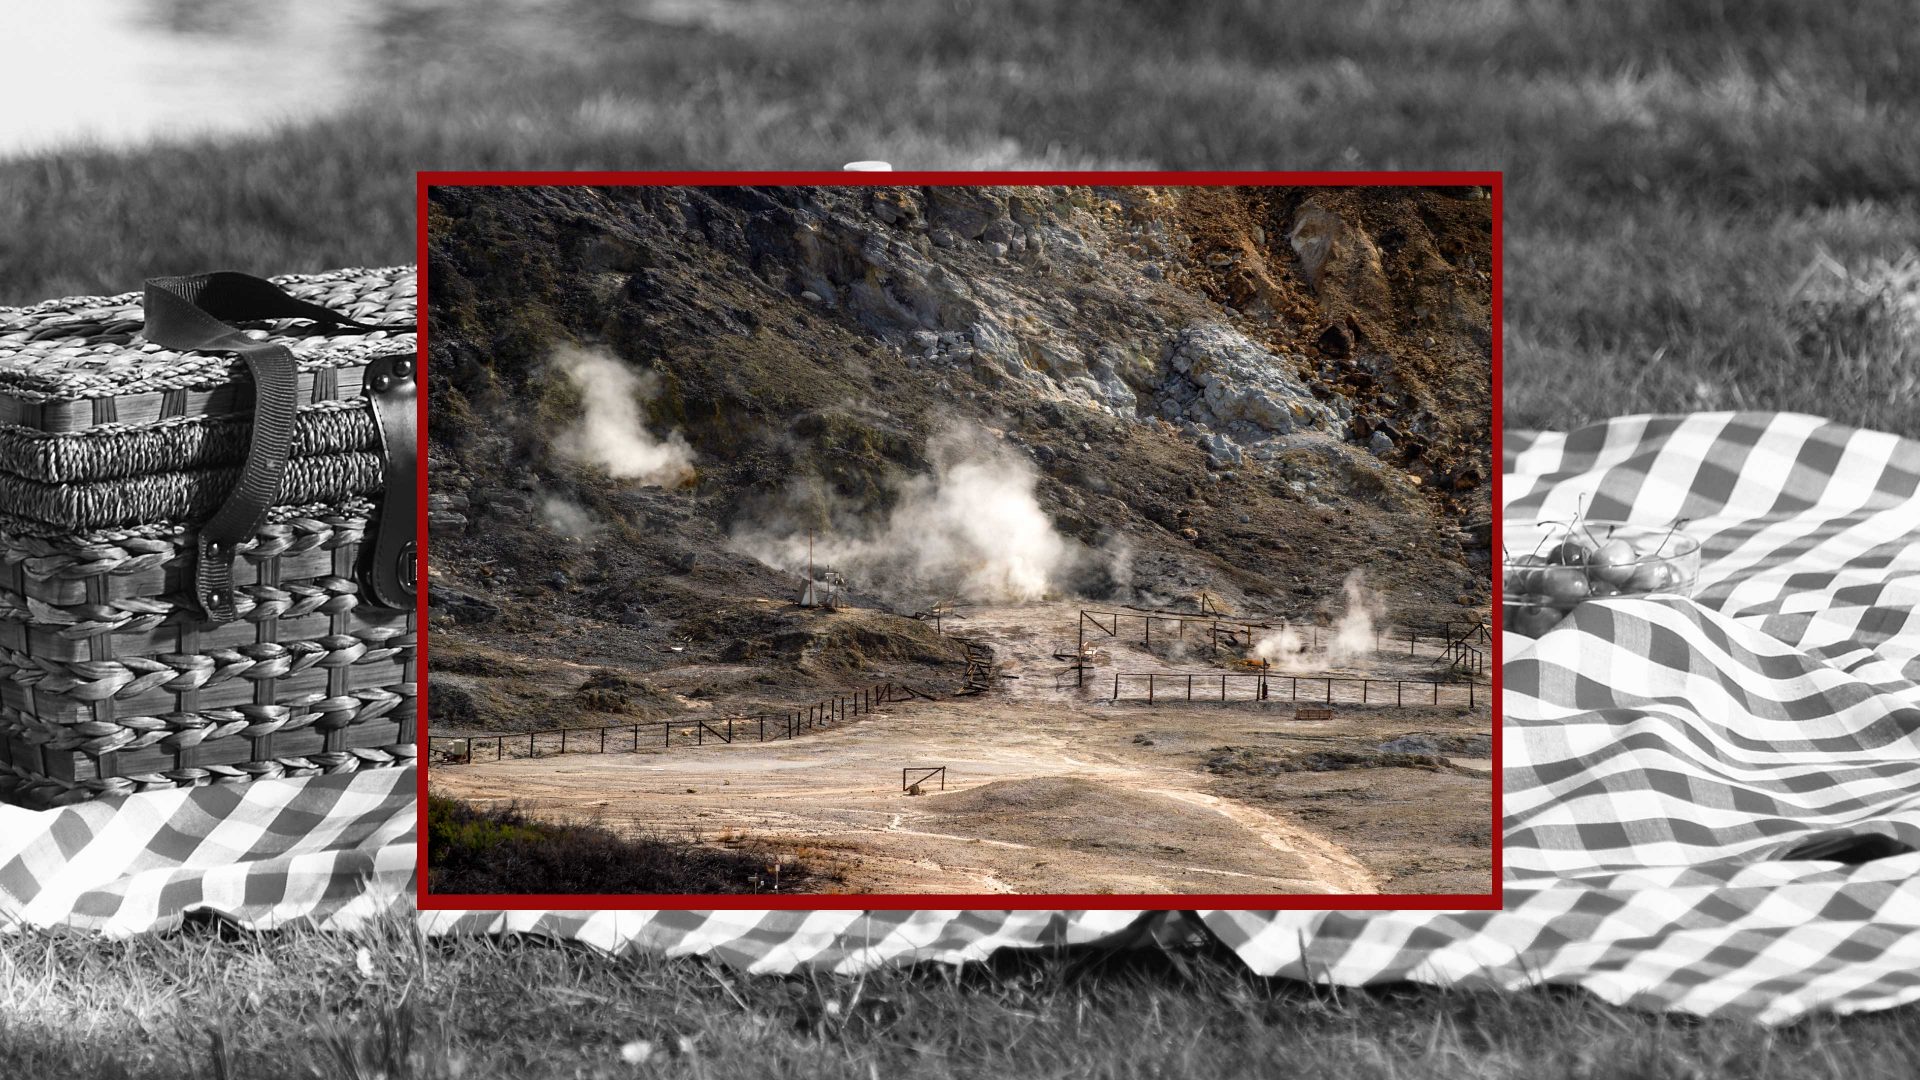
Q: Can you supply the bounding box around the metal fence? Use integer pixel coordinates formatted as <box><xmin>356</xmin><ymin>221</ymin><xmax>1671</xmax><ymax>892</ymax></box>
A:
<box><xmin>1075</xmin><ymin>607</ymin><xmax>1491</xmax><ymax>686</ymax></box>
<box><xmin>430</xmin><ymin>682</ymin><xmax>902</xmax><ymax>766</ymax></box>
<box><xmin>1109</xmin><ymin>670</ymin><xmax>1484</xmax><ymax>710</ymax></box>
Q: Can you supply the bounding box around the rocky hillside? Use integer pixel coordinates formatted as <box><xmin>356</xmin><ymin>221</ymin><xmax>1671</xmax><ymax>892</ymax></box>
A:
<box><xmin>425</xmin><ymin>183</ymin><xmax>1492</xmax><ymax>719</ymax></box>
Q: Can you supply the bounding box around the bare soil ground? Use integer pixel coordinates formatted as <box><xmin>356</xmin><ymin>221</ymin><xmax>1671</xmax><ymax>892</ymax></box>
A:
<box><xmin>429</xmin><ymin>602</ymin><xmax>1491</xmax><ymax>895</ymax></box>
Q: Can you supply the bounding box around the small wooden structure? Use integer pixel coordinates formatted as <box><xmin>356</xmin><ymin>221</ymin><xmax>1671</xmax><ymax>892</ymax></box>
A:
<box><xmin>902</xmin><ymin>766</ymin><xmax>947</xmax><ymax>794</ymax></box>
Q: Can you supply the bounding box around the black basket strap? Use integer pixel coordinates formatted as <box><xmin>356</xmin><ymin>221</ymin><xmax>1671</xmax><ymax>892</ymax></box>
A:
<box><xmin>141</xmin><ymin>272</ymin><xmax>408</xmax><ymax>621</ymax></box>
<box><xmin>360</xmin><ymin>354</ymin><xmax>418</xmax><ymax>611</ymax></box>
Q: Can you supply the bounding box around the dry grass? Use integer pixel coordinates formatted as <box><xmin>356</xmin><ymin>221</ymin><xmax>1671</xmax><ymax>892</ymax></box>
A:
<box><xmin>3</xmin><ymin>1</ymin><xmax>1916</xmax><ymax>433</ymax></box>
<box><xmin>3</xmin><ymin>914</ymin><xmax>1917</xmax><ymax>1079</ymax></box>
<box><xmin>425</xmin><ymin>795</ymin><xmax>829</xmax><ymax>895</ymax></box>
<box><xmin>3</xmin><ymin>0</ymin><xmax>1917</xmax><ymax>1066</ymax></box>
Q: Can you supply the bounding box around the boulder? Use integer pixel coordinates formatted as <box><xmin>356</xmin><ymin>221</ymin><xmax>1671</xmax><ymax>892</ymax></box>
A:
<box><xmin>1163</xmin><ymin>325</ymin><xmax>1335</xmax><ymax>437</ymax></box>
<box><xmin>926</xmin><ymin>187</ymin><xmax>1010</xmax><ymax>242</ymax></box>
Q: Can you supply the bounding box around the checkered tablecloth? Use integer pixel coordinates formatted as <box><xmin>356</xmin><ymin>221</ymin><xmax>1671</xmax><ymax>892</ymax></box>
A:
<box><xmin>8</xmin><ymin>413</ymin><xmax>1918</xmax><ymax>1025</ymax></box>
<box><xmin>0</xmin><ymin>766</ymin><xmax>415</xmax><ymax>935</ymax></box>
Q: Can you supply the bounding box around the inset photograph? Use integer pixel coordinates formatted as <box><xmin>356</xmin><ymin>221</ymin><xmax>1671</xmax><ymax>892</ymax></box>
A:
<box><xmin>422</xmin><ymin>175</ymin><xmax>1496</xmax><ymax>901</ymax></box>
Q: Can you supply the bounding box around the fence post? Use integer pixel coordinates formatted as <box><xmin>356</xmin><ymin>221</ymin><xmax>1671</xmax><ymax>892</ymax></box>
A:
<box><xmin>1148</xmin><ymin>675</ymin><xmax>1155</xmax><ymax>704</ymax></box>
<box><xmin>729</xmin><ymin>717</ymin><xmax>735</xmax><ymax>741</ymax></box>
<box><xmin>600</xmin><ymin>728</ymin><xmax>607</xmax><ymax>754</ymax></box>
<box><xmin>1433</xmin><ymin>681</ymin><xmax>1439</xmax><ymax>704</ymax></box>
<box><xmin>1362</xmin><ymin>679</ymin><xmax>1367</xmax><ymax>704</ymax></box>
<box><xmin>1469</xmin><ymin>681</ymin><xmax>1475</xmax><ymax>709</ymax></box>
<box><xmin>1327</xmin><ymin>679</ymin><xmax>1333</xmax><ymax>704</ymax></box>
<box><xmin>529</xmin><ymin>732</ymin><xmax>535</xmax><ymax>757</ymax></box>
<box><xmin>497</xmin><ymin>736</ymin><xmax>503</xmax><ymax>761</ymax></box>
<box><xmin>1398</xmin><ymin>682</ymin><xmax>1403</xmax><ymax>706</ymax></box>
<box><xmin>664</xmin><ymin>722</ymin><xmax>670</xmax><ymax>748</ymax></box>
<box><xmin>633</xmin><ymin>725</ymin><xmax>640</xmax><ymax>751</ymax></box>
<box><xmin>1221</xmin><ymin>674</ymin><xmax>1227</xmax><ymax>701</ymax></box>
<box><xmin>465</xmin><ymin>737</ymin><xmax>472</xmax><ymax>762</ymax></box>
<box><xmin>1113</xmin><ymin>672</ymin><xmax>1119</xmax><ymax>701</ymax></box>
<box><xmin>1187</xmin><ymin>674</ymin><xmax>1193</xmax><ymax>701</ymax></box>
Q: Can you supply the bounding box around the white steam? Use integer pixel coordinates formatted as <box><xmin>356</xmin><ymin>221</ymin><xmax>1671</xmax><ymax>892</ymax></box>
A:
<box><xmin>551</xmin><ymin>345</ymin><xmax>696</xmax><ymax>487</ymax></box>
<box><xmin>1252</xmin><ymin>570</ymin><xmax>1386</xmax><ymax>671</ymax></box>
<box><xmin>540</xmin><ymin>495</ymin><xmax>601</xmax><ymax>540</ymax></box>
<box><xmin>1329</xmin><ymin>569</ymin><xmax>1386</xmax><ymax>661</ymax></box>
<box><xmin>1252</xmin><ymin>622</ymin><xmax>1310</xmax><ymax>669</ymax></box>
<box><xmin>738</xmin><ymin>427</ymin><xmax>1073</xmax><ymax>604</ymax></box>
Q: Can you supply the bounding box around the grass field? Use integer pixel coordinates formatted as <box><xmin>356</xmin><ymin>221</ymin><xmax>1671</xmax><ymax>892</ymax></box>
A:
<box><xmin>4</xmin><ymin>0</ymin><xmax>1918</xmax><ymax>1074</ymax></box>
<box><xmin>5</xmin><ymin>912</ymin><xmax>1917</xmax><ymax>1080</ymax></box>
<box><xmin>426</xmin><ymin>795</ymin><xmax>832</xmax><ymax>894</ymax></box>
<box><xmin>3</xmin><ymin>0</ymin><xmax>1916</xmax><ymax>435</ymax></box>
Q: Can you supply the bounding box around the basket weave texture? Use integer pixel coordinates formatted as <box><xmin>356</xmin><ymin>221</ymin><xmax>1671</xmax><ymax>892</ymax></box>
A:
<box><xmin>0</xmin><ymin>267</ymin><xmax>417</xmax><ymax>807</ymax></box>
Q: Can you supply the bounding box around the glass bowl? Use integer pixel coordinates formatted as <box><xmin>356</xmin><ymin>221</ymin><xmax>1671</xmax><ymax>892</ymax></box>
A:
<box><xmin>1503</xmin><ymin>520</ymin><xmax>1702</xmax><ymax>638</ymax></box>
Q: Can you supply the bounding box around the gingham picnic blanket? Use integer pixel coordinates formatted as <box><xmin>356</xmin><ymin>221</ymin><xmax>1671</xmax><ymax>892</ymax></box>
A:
<box><xmin>0</xmin><ymin>766</ymin><xmax>415</xmax><ymax>934</ymax></box>
<box><xmin>9</xmin><ymin>413</ymin><xmax>1918</xmax><ymax>1025</ymax></box>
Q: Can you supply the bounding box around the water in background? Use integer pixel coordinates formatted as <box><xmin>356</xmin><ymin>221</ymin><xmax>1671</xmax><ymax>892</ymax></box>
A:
<box><xmin>2</xmin><ymin>0</ymin><xmax>398</xmax><ymax>156</ymax></box>
<box><xmin>3</xmin><ymin>0</ymin><xmax>803</xmax><ymax>159</ymax></box>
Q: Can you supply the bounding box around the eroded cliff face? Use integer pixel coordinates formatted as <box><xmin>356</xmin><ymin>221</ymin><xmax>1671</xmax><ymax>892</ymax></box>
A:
<box><xmin>426</xmin><ymin>183</ymin><xmax>1492</xmax><ymax>671</ymax></box>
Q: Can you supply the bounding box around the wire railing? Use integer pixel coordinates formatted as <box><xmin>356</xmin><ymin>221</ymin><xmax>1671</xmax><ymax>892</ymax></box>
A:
<box><xmin>430</xmin><ymin>682</ymin><xmax>902</xmax><ymax>766</ymax></box>
<box><xmin>1108</xmin><ymin>670</ymin><xmax>1483</xmax><ymax>709</ymax></box>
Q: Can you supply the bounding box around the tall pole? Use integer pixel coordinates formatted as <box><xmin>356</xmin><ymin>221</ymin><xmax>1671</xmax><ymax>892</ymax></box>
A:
<box><xmin>1076</xmin><ymin>617</ymin><xmax>1085</xmax><ymax>688</ymax></box>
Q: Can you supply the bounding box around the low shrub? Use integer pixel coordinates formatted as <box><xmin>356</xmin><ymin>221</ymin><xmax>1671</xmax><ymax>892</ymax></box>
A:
<box><xmin>425</xmin><ymin>796</ymin><xmax>822</xmax><ymax>895</ymax></box>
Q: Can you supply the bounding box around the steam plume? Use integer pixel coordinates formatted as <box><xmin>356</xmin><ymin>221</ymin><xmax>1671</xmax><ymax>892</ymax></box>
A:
<box><xmin>1252</xmin><ymin>570</ymin><xmax>1385</xmax><ymax>670</ymax></box>
<box><xmin>540</xmin><ymin>495</ymin><xmax>601</xmax><ymax>540</ymax></box>
<box><xmin>738</xmin><ymin>426</ymin><xmax>1072</xmax><ymax>604</ymax></box>
<box><xmin>1327</xmin><ymin>569</ymin><xmax>1386</xmax><ymax>663</ymax></box>
<box><xmin>551</xmin><ymin>345</ymin><xmax>696</xmax><ymax>487</ymax></box>
<box><xmin>1252</xmin><ymin>622</ymin><xmax>1310</xmax><ymax>669</ymax></box>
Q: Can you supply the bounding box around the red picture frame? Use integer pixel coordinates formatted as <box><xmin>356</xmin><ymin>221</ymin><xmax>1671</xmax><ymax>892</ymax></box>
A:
<box><xmin>413</xmin><ymin>168</ymin><xmax>1504</xmax><ymax>912</ymax></box>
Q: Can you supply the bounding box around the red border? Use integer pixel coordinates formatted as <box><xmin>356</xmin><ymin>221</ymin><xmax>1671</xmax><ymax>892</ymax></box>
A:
<box><xmin>413</xmin><ymin>170</ymin><xmax>1502</xmax><ymax>911</ymax></box>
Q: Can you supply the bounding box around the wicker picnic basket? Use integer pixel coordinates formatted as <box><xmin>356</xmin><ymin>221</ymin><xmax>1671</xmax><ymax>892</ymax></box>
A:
<box><xmin>0</xmin><ymin>267</ymin><xmax>418</xmax><ymax>807</ymax></box>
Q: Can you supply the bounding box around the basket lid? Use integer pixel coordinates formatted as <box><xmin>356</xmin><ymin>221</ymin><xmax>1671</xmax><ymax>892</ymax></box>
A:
<box><xmin>0</xmin><ymin>266</ymin><xmax>415</xmax><ymax>433</ymax></box>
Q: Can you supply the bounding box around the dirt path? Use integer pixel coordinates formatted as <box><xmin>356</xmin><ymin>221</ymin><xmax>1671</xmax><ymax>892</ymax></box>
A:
<box><xmin>431</xmin><ymin>602</ymin><xmax>1490</xmax><ymax>895</ymax></box>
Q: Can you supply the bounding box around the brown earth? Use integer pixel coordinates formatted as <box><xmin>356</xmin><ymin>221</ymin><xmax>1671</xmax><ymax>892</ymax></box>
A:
<box><xmin>427</xmin><ymin>184</ymin><xmax>1493</xmax><ymax>638</ymax></box>
<box><xmin>428</xmin><ymin>602</ymin><xmax>1493</xmax><ymax>895</ymax></box>
<box><xmin>424</xmin><ymin>183</ymin><xmax>1495</xmax><ymax>895</ymax></box>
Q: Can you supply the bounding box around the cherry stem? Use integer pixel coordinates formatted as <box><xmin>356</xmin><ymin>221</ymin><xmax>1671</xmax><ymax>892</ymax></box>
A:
<box><xmin>1527</xmin><ymin>520</ymin><xmax>1565</xmax><ymax>560</ymax></box>
<box><xmin>1649</xmin><ymin>517</ymin><xmax>1690</xmax><ymax>558</ymax></box>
